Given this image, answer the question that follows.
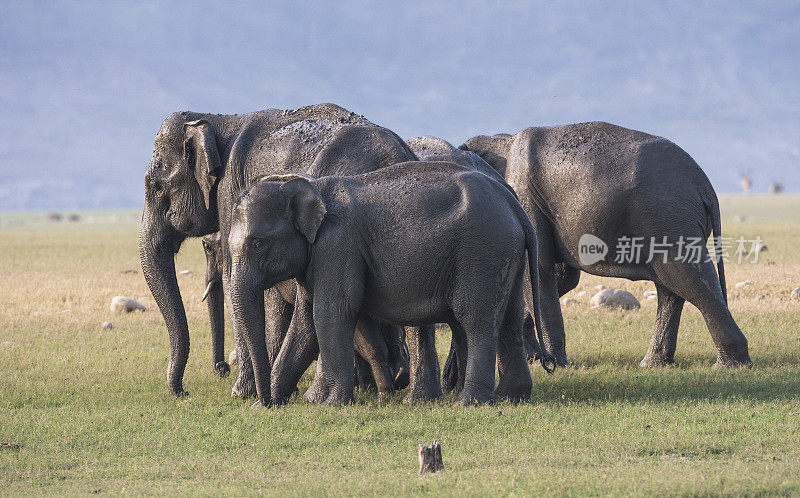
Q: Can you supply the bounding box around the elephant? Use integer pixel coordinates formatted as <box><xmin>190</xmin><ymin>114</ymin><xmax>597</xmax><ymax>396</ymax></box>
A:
<box><xmin>456</xmin><ymin>121</ymin><xmax>751</xmax><ymax>370</ymax></box>
<box><xmin>200</xmin><ymin>232</ymin><xmax>230</xmax><ymax>377</ymax></box>
<box><xmin>139</xmin><ymin>103</ymin><xmax>419</xmax><ymax>398</ymax></box>
<box><xmin>403</xmin><ymin>136</ymin><xmax>547</xmax><ymax>394</ymax></box>
<box><xmin>200</xmin><ymin>231</ymin><xmax>410</xmax><ymax>400</ymax></box>
<box><xmin>227</xmin><ymin>161</ymin><xmax>552</xmax><ymax>407</ymax></box>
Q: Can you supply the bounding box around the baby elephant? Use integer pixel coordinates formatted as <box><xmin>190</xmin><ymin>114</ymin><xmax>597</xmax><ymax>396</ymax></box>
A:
<box><xmin>228</xmin><ymin>161</ymin><xmax>551</xmax><ymax>406</ymax></box>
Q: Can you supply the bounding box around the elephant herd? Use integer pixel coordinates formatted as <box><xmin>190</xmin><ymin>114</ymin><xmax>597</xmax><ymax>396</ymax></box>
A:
<box><xmin>139</xmin><ymin>103</ymin><xmax>751</xmax><ymax>406</ymax></box>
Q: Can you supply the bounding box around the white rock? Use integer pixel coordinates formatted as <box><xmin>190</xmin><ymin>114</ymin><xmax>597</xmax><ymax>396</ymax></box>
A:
<box><xmin>594</xmin><ymin>284</ymin><xmax>607</xmax><ymax>291</ymax></box>
<box><xmin>101</xmin><ymin>321</ymin><xmax>114</xmax><ymax>330</ymax></box>
<box><xmin>753</xmin><ymin>294</ymin><xmax>766</xmax><ymax>301</ymax></box>
<box><xmin>735</xmin><ymin>280</ymin><xmax>753</xmax><ymax>289</ymax></box>
<box><xmin>561</xmin><ymin>297</ymin><xmax>580</xmax><ymax>307</ymax></box>
<box><xmin>228</xmin><ymin>349</ymin><xmax>239</xmax><ymax>368</ymax></box>
<box><xmin>110</xmin><ymin>296</ymin><xmax>147</xmax><ymax>314</ymax></box>
<box><xmin>732</xmin><ymin>214</ymin><xmax>747</xmax><ymax>222</ymax></box>
<box><xmin>792</xmin><ymin>287</ymin><xmax>800</xmax><ymax>300</ymax></box>
<box><xmin>647</xmin><ymin>294</ymin><xmax>658</xmax><ymax>301</ymax></box>
<box><xmin>575</xmin><ymin>291</ymin><xmax>590</xmax><ymax>299</ymax></box>
<box><xmin>179</xmin><ymin>270</ymin><xmax>192</xmax><ymax>276</ymax></box>
<box><xmin>590</xmin><ymin>289</ymin><xmax>641</xmax><ymax>310</ymax></box>
<box><xmin>643</xmin><ymin>290</ymin><xmax>657</xmax><ymax>299</ymax></box>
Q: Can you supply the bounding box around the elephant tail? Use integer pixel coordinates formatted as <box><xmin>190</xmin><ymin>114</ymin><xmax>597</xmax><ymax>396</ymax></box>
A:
<box><xmin>707</xmin><ymin>195</ymin><xmax>728</xmax><ymax>304</ymax></box>
<box><xmin>520</xmin><ymin>208</ymin><xmax>555</xmax><ymax>374</ymax></box>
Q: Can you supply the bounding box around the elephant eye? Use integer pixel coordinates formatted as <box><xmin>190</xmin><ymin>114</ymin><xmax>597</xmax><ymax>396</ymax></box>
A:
<box><xmin>251</xmin><ymin>239</ymin><xmax>265</xmax><ymax>250</ymax></box>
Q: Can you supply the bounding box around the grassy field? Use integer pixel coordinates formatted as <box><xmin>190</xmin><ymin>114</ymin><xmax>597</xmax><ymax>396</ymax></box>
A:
<box><xmin>1</xmin><ymin>195</ymin><xmax>799</xmax><ymax>496</ymax></box>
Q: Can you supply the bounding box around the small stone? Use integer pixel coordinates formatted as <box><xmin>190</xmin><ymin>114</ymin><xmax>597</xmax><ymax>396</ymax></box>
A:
<box><xmin>754</xmin><ymin>294</ymin><xmax>766</xmax><ymax>301</ymax></box>
<box><xmin>791</xmin><ymin>287</ymin><xmax>800</xmax><ymax>300</ymax></box>
<box><xmin>575</xmin><ymin>291</ymin><xmax>589</xmax><ymax>299</ymax></box>
<box><xmin>732</xmin><ymin>214</ymin><xmax>747</xmax><ymax>222</ymax></box>
<box><xmin>418</xmin><ymin>441</ymin><xmax>444</xmax><ymax>474</ymax></box>
<box><xmin>561</xmin><ymin>297</ymin><xmax>580</xmax><ymax>307</ymax></box>
<box><xmin>590</xmin><ymin>289</ymin><xmax>640</xmax><ymax>310</ymax></box>
<box><xmin>735</xmin><ymin>280</ymin><xmax>753</xmax><ymax>289</ymax></box>
<box><xmin>228</xmin><ymin>350</ymin><xmax>239</xmax><ymax>368</ymax></box>
<box><xmin>179</xmin><ymin>270</ymin><xmax>192</xmax><ymax>276</ymax></box>
<box><xmin>101</xmin><ymin>321</ymin><xmax>114</xmax><ymax>330</ymax></box>
<box><xmin>594</xmin><ymin>284</ymin><xmax>606</xmax><ymax>291</ymax></box>
<box><xmin>643</xmin><ymin>290</ymin><xmax>657</xmax><ymax>299</ymax></box>
<box><xmin>110</xmin><ymin>296</ymin><xmax>146</xmax><ymax>314</ymax></box>
<box><xmin>752</xmin><ymin>243</ymin><xmax>768</xmax><ymax>254</ymax></box>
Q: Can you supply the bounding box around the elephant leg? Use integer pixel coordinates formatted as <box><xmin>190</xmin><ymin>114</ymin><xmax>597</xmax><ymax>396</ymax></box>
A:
<box><xmin>453</xmin><ymin>318</ymin><xmax>497</xmax><ymax>405</ymax></box>
<box><xmin>404</xmin><ymin>325</ymin><xmax>443</xmax><ymax>403</ymax></box>
<box><xmin>442</xmin><ymin>323</ymin><xmax>467</xmax><ymax>394</ymax></box>
<box><xmin>495</xmin><ymin>286</ymin><xmax>532</xmax><ymax>402</ymax></box>
<box><xmin>352</xmin><ymin>314</ymin><xmax>395</xmax><ymax>395</ymax></box>
<box><xmin>353</xmin><ymin>352</ymin><xmax>377</xmax><ymax>392</ymax></box>
<box><xmin>306</xmin><ymin>314</ymin><xmax>357</xmax><ymax>406</ymax></box>
<box><xmin>652</xmin><ymin>256</ymin><xmax>751</xmax><ymax>367</ymax></box>
<box><xmin>263</xmin><ymin>286</ymin><xmax>294</xmax><ymax>366</ymax></box>
<box><xmin>640</xmin><ymin>282</ymin><xmax>685</xmax><ymax>367</ymax></box>
<box><xmin>522</xmin><ymin>213</ymin><xmax>569</xmax><ymax>367</ymax></box>
<box><xmin>271</xmin><ymin>287</ymin><xmax>319</xmax><ymax>404</ymax></box>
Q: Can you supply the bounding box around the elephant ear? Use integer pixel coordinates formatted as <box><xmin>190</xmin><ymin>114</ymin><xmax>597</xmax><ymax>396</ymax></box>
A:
<box><xmin>279</xmin><ymin>178</ymin><xmax>327</xmax><ymax>244</ymax></box>
<box><xmin>184</xmin><ymin>119</ymin><xmax>221</xmax><ymax>210</ymax></box>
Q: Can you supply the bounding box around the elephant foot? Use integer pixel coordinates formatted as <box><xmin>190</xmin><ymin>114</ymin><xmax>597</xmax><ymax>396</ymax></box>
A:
<box><xmin>639</xmin><ymin>353</ymin><xmax>676</xmax><ymax>368</ymax></box>
<box><xmin>231</xmin><ymin>372</ymin><xmax>256</xmax><ymax>399</ymax></box>
<box><xmin>495</xmin><ymin>378</ymin><xmax>532</xmax><ymax>403</ymax></box>
<box><xmin>403</xmin><ymin>377</ymin><xmax>443</xmax><ymax>403</ymax></box>
<box><xmin>455</xmin><ymin>382</ymin><xmax>494</xmax><ymax>406</ymax></box>
<box><xmin>214</xmin><ymin>361</ymin><xmax>231</xmax><ymax>378</ymax></box>
<box><xmin>713</xmin><ymin>348</ymin><xmax>752</xmax><ymax>369</ymax></box>
<box><xmin>270</xmin><ymin>383</ymin><xmax>297</xmax><ymax>406</ymax></box>
<box><xmin>303</xmin><ymin>372</ymin><xmax>353</xmax><ymax>406</ymax></box>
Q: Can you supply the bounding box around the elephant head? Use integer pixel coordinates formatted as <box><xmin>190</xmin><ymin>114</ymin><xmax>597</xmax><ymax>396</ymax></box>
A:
<box><xmin>228</xmin><ymin>176</ymin><xmax>326</xmax><ymax>406</ymax></box>
<box><xmin>201</xmin><ymin>232</ymin><xmax>229</xmax><ymax>377</ymax></box>
<box><xmin>139</xmin><ymin>112</ymin><xmax>224</xmax><ymax>396</ymax></box>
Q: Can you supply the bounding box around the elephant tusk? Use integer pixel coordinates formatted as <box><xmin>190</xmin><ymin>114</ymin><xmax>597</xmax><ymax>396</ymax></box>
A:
<box><xmin>201</xmin><ymin>280</ymin><xmax>219</xmax><ymax>301</ymax></box>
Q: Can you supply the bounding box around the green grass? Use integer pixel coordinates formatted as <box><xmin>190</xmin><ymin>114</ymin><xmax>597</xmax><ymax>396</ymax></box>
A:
<box><xmin>1</xmin><ymin>195</ymin><xmax>800</xmax><ymax>495</ymax></box>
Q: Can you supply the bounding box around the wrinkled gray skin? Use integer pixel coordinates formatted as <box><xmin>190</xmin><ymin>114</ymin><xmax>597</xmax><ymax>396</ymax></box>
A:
<box><xmin>200</xmin><ymin>232</ymin><xmax>230</xmax><ymax>377</ymax></box>
<box><xmin>459</xmin><ymin>122</ymin><xmax>751</xmax><ymax>369</ymax></box>
<box><xmin>201</xmin><ymin>230</ymin><xmax>409</xmax><ymax>399</ymax></box>
<box><xmin>404</xmin><ymin>137</ymin><xmax>547</xmax><ymax>394</ymax></box>
<box><xmin>228</xmin><ymin>162</ymin><xmax>551</xmax><ymax>406</ymax></box>
<box><xmin>139</xmin><ymin>103</ymin><xmax>417</xmax><ymax>398</ymax></box>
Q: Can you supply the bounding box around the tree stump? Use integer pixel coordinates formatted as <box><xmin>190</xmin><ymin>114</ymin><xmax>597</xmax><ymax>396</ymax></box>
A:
<box><xmin>418</xmin><ymin>441</ymin><xmax>444</xmax><ymax>474</ymax></box>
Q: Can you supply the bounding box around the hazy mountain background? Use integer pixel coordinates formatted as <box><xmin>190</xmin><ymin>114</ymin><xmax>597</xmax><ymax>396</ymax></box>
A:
<box><xmin>1</xmin><ymin>1</ymin><xmax>798</xmax><ymax>210</ymax></box>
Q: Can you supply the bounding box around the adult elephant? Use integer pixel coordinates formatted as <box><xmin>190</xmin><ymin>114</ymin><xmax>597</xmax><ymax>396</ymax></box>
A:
<box><xmin>139</xmin><ymin>103</ymin><xmax>417</xmax><ymax>398</ymax></box>
<box><xmin>458</xmin><ymin>121</ymin><xmax>751</xmax><ymax>369</ymax></box>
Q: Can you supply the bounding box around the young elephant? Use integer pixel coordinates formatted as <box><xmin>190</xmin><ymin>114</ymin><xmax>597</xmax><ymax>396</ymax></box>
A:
<box><xmin>200</xmin><ymin>232</ymin><xmax>409</xmax><ymax>400</ymax></box>
<box><xmin>228</xmin><ymin>162</ymin><xmax>552</xmax><ymax>407</ymax></box>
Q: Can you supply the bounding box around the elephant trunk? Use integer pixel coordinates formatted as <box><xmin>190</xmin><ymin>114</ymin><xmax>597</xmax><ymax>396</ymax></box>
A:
<box><xmin>204</xmin><ymin>278</ymin><xmax>229</xmax><ymax>377</ymax></box>
<box><xmin>230</xmin><ymin>266</ymin><xmax>270</xmax><ymax>406</ymax></box>
<box><xmin>139</xmin><ymin>217</ymin><xmax>190</xmax><ymax>396</ymax></box>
